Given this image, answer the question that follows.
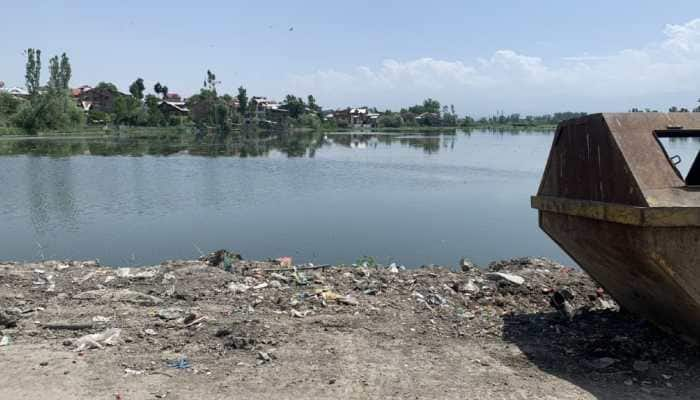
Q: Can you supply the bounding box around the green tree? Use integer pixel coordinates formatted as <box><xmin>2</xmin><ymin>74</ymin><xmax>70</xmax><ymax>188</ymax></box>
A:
<box><xmin>377</xmin><ymin>112</ymin><xmax>403</xmax><ymax>128</ymax></box>
<box><xmin>205</xmin><ymin>70</ymin><xmax>219</xmax><ymax>93</ymax></box>
<box><xmin>47</xmin><ymin>53</ymin><xmax>71</xmax><ymax>92</ymax></box>
<box><xmin>59</xmin><ymin>53</ymin><xmax>71</xmax><ymax>90</ymax></box>
<box><xmin>237</xmin><ymin>86</ymin><xmax>248</xmax><ymax>115</ymax></box>
<box><xmin>24</xmin><ymin>48</ymin><xmax>41</xmax><ymax>97</ymax></box>
<box><xmin>281</xmin><ymin>95</ymin><xmax>305</xmax><ymax>119</ymax></box>
<box><xmin>145</xmin><ymin>94</ymin><xmax>165</xmax><ymax>126</ymax></box>
<box><xmin>307</xmin><ymin>95</ymin><xmax>321</xmax><ymax>114</ymax></box>
<box><xmin>129</xmin><ymin>78</ymin><xmax>145</xmax><ymax>100</ymax></box>
<box><xmin>154</xmin><ymin>82</ymin><xmax>169</xmax><ymax>99</ymax></box>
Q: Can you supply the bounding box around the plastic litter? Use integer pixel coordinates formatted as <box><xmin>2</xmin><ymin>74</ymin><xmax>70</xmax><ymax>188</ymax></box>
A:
<box><xmin>167</xmin><ymin>357</ymin><xmax>191</xmax><ymax>369</ymax></box>
<box><xmin>74</xmin><ymin>328</ymin><xmax>122</xmax><ymax>351</ymax></box>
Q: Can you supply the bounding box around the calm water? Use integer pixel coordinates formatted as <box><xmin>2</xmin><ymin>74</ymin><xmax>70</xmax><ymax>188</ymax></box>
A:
<box><xmin>1</xmin><ymin>131</ymin><xmax>697</xmax><ymax>267</ymax></box>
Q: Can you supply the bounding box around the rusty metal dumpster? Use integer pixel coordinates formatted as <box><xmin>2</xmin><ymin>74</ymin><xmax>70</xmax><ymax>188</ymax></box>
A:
<box><xmin>531</xmin><ymin>113</ymin><xmax>700</xmax><ymax>341</ymax></box>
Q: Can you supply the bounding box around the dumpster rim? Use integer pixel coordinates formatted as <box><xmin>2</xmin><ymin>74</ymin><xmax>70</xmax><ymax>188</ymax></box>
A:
<box><xmin>531</xmin><ymin>195</ymin><xmax>700</xmax><ymax>227</ymax></box>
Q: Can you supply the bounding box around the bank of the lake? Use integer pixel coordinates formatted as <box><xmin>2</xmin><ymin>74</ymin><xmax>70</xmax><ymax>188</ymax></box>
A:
<box><xmin>0</xmin><ymin>256</ymin><xmax>697</xmax><ymax>399</ymax></box>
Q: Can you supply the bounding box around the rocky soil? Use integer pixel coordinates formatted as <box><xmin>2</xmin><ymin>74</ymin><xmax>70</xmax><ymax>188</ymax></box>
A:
<box><xmin>0</xmin><ymin>255</ymin><xmax>698</xmax><ymax>399</ymax></box>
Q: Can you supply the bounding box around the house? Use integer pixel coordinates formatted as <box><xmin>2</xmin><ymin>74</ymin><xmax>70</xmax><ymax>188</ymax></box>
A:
<box><xmin>327</xmin><ymin>107</ymin><xmax>379</xmax><ymax>127</ymax></box>
<box><xmin>250</xmin><ymin>97</ymin><xmax>281</xmax><ymax>118</ymax></box>
<box><xmin>164</xmin><ymin>93</ymin><xmax>182</xmax><ymax>102</ymax></box>
<box><xmin>0</xmin><ymin>86</ymin><xmax>29</xmax><ymax>98</ymax></box>
<box><xmin>70</xmin><ymin>85</ymin><xmax>93</xmax><ymax>97</ymax></box>
<box><xmin>76</xmin><ymin>85</ymin><xmax>127</xmax><ymax>113</ymax></box>
<box><xmin>159</xmin><ymin>100</ymin><xmax>189</xmax><ymax>117</ymax></box>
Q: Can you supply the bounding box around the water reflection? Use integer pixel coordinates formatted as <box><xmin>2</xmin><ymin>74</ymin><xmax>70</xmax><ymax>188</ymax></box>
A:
<box><xmin>0</xmin><ymin>129</ymin><xmax>605</xmax><ymax>267</ymax></box>
<box><xmin>0</xmin><ymin>130</ymin><xmax>473</xmax><ymax>158</ymax></box>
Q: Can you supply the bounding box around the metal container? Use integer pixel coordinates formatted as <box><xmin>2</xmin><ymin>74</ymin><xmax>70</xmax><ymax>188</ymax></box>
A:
<box><xmin>532</xmin><ymin>113</ymin><xmax>700</xmax><ymax>341</ymax></box>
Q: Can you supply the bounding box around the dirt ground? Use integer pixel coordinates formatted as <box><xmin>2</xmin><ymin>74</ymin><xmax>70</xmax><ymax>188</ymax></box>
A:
<box><xmin>1</xmin><ymin>255</ymin><xmax>698</xmax><ymax>400</ymax></box>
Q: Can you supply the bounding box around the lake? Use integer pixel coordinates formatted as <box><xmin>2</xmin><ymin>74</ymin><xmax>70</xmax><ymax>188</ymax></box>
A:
<box><xmin>1</xmin><ymin>130</ymin><xmax>697</xmax><ymax>268</ymax></box>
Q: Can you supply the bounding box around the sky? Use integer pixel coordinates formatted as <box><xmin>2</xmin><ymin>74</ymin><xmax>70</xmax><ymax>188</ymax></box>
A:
<box><xmin>1</xmin><ymin>1</ymin><xmax>699</xmax><ymax>116</ymax></box>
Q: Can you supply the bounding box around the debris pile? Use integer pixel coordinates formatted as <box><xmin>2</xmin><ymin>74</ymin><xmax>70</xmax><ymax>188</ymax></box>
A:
<box><xmin>0</xmin><ymin>255</ymin><xmax>698</xmax><ymax>397</ymax></box>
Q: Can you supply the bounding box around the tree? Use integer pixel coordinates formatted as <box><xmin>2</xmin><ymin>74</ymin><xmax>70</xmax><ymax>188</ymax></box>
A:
<box><xmin>24</xmin><ymin>48</ymin><xmax>41</xmax><ymax>97</ymax></box>
<box><xmin>205</xmin><ymin>70</ymin><xmax>219</xmax><ymax>93</ymax></box>
<box><xmin>59</xmin><ymin>53</ymin><xmax>71</xmax><ymax>90</ymax></box>
<box><xmin>237</xmin><ymin>86</ymin><xmax>248</xmax><ymax>115</ymax></box>
<box><xmin>281</xmin><ymin>95</ymin><xmax>305</xmax><ymax>119</ymax></box>
<box><xmin>129</xmin><ymin>78</ymin><xmax>145</xmax><ymax>100</ymax></box>
<box><xmin>48</xmin><ymin>53</ymin><xmax>71</xmax><ymax>92</ymax></box>
<box><xmin>307</xmin><ymin>95</ymin><xmax>321</xmax><ymax>114</ymax></box>
<box><xmin>145</xmin><ymin>94</ymin><xmax>165</xmax><ymax>126</ymax></box>
<box><xmin>154</xmin><ymin>82</ymin><xmax>169</xmax><ymax>99</ymax></box>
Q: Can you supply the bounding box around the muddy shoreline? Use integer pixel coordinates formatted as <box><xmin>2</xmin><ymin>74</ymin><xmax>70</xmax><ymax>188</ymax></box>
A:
<box><xmin>0</xmin><ymin>256</ymin><xmax>698</xmax><ymax>399</ymax></box>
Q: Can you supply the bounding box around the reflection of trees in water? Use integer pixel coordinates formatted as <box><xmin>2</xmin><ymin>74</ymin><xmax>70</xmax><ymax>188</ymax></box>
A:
<box><xmin>0</xmin><ymin>129</ymin><xmax>469</xmax><ymax>158</ymax></box>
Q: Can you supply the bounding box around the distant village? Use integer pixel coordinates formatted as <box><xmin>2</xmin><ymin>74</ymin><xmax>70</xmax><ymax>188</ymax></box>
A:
<box><xmin>0</xmin><ymin>82</ymin><xmax>408</xmax><ymax>129</ymax></box>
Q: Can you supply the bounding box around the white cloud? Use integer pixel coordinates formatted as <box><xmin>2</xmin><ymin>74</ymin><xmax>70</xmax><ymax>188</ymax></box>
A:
<box><xmin>289</xmin><ymin>19</ymin><xmax>700</xmax><ymax>116</ymax></box>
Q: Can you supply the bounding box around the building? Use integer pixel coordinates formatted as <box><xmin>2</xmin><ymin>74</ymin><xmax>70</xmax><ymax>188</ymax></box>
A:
<box><xmin>163</xmin><ymin>93</ymin><xmax>182</xmax><ymax>102</ymax></box>
<box><xmin>250</xmin><ymin>97</ymin><xmax>281</xmax><ymax>118</ymax></box>
<box><xmin>75</xmin><ymin>85</ymin><xmax>127</xmax><ymax>113</ymax></box>
<box><xmin>158</xmin><ymin>100</ymin><xmax>189</xmax><ymax>117</ymax></box>
<box><xmin>327</xmin><ymin>107</ymin><xmax>380</xmax><ymax>127</ymax></box>
<box><xmin>0</xmin><ymin>86</ymin><xmax>29</xmax><ymax>98</ymax></box>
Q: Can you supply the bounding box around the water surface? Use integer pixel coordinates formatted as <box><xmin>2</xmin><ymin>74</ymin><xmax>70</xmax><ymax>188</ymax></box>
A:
<box><xmin>5</xmin><ymin>130</ymin><xmax>694</xmax><ymax>267</ymax></box>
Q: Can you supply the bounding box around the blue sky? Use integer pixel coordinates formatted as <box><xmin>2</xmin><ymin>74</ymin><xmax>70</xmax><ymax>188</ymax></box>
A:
<box><xmin>1</xmin><ymin>1</ymin><xmax>699</xmax><ymax>116</ymax></box>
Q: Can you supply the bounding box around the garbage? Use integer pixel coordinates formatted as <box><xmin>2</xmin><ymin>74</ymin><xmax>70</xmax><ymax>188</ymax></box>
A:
<box><xmin>253</xmin><ymin>282</ymin><xmax>269</xmax><ymax>290</ymax></box>
<box><xmin>111</xmin><ymin>289</ymin><xmax>163</xmax><ymax>306</ymax></box>
<box><xmin>116</xmin><ymin>268</ymin><xmax>158</xmax><ymax>279</ymax></box>
<box><xmin>92</xmin><ymin>316</ymin><xmax>111</xmax><ymax>323</ymax></box>
<box><xmin>388</xmin><ymin>263</ymin><xmax>399</xmax><ymax>274</ymax></box>
<box><xmin>76</xmin><ymin>271</ymin><xmax>97</xmax><ymax>284</ymax></box>
<box><xmin>453</xmin><ymin>280</ymin><xmax>480</xmax><ymax>294</ymax></box>
<box><xmin>0</xmin><ymin>336</ymin><xmax>10</xmax><ymax>346</ymax></box>
<box><xmin>144</xmin><ymin>328</ymin><xmax>158</xmax><ymax>336</ymax></box>
<box><xmin>184</xmin><ymin>316</ymin><xmax>207</xmax><ymax>328</ymax></box>
<box><xmin>257</xmin><ymin>351</ymin><xmax>272</xmax><ymax>364</ymax></box>
<box><xmin>43</xmin><ymin>322</ymin><xmax>94</xmax><ymax>331</ymax></box>
<box><xmin>269</xmin><ymin>280</ymin><xmax>282</xmax><ymax>289</ymax></box>
<box><xmin>426</xmin><ymin>293</ymin><xmax>447</xmax><ymax>306</ymax></box>
<box><xmin>550</xmin><ymin>288</ymin><xmax>575</xmax><ymax>320</ymax></box>
<box><xmin>290</xmin><ymin>309</ymin><xmax>308</xmax><ymax>318</ymax></box>
<box><xmin>270</xmin><ymin>273</ymin><xmax>289</xmax><ymax>283</ymax></box>
<box><xmin>124</xmin><ymin>368</ymin><xmax>145</xmax><ymax>376</ymax></box>
<box><xmin>227</xmin><ymin>282</ymin><xmax>250</xmax><ymax>293</ymax></box>
<box><xmin>275</xmin><ymin>257</ymin><xmax>293</xmax><ymax>268</ymax></box>
<box><xmin>486</xmin><ymin>272</ymin><xmax>525</xmax><ymax>286</ymax></box>
<box><xmin>0</xmin><ymin>308</ymin><xmax>21</xmax><ymax>328</ymax></box>
<box><xmin>45</xmin><ymin>274</ymin><xmax>56</xmax><ymax>292</ymax></box>
<box><xmin>200</xmin><ymin>250</ymin><xmax>242</xmax><ymax>272</ymax></box>
<box><xmin>167</xmin><ymin>357</ymin><xmax>191</xmax><ymax>369</ymax></box>
<box><xmin>156</xmin><ymin>308</ymin><xmax>184</xmax><ymax>321</ymax></box>
<box><xmin>73</xmin><ymin>289</ymin><xmax>163</xmax><ymax>305</ymax></box>
<box><xmin>74</xmin><ymin>328</ymin><xmax>122</xmax><ymax>351</ymax></box>
<box><xmin>460</xmin><ymin>258</ymin><xmax>477</xmax><ymax>272</ymax></box>
<box><xmin>337</xmin><ymin>296</ymin><xmax>359</xmax><ymax>306</ymax></box>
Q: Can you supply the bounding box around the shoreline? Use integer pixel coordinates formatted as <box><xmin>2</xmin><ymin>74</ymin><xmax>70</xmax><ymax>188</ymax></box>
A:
<box><xmin>1</xmin><ymin>255</ymin><xmax>697</xmax><ymax>399</ymax></box>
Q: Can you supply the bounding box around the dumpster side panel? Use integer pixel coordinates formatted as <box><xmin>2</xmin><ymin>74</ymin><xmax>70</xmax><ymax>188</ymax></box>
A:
<box><xmin>540</xmin><ymin>211</ymin><xmax>700</xmax><ymax>341</ymax></box>
<box><xmin>538</xmin><ymin>114</ymin><xmax>647</xmax><ymax>206</ymax></box>
<box><xmin>603</xmin><ymin>113</ymin><xmax>687</xmax><ymax>192</ymax></box>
